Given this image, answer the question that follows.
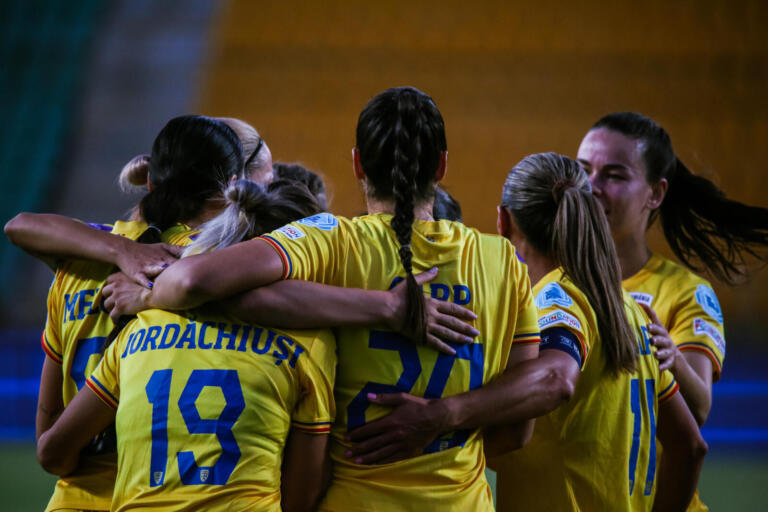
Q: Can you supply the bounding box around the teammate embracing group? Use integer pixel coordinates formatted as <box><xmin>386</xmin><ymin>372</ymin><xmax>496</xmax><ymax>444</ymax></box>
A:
<box><xmin>5</xmin><ymin>86</ymin><xmax>768</xmax><ymax>512</ymax></box>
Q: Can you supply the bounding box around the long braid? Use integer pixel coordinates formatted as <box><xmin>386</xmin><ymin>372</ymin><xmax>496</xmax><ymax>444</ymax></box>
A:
<box><xmin>390</xmin><ymin>91</ymin><xmax>428</xmax><ymax>344</ymax></box>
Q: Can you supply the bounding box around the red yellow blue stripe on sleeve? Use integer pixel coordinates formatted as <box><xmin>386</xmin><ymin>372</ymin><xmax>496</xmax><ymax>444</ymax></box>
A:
<box><xmin>40</xmin><ymin>332</ymin><xmax>63</xmax><ymax>364</ymax></box>
<box><xmin>257</xmin><ymin>235</ymin><xmax>293</xmax><ymax>279</ymax></box>
<box><xmin>513</xmin><ymin>332</ymin><xmax>541</xmax><ymax>344</ymax></box>
<box><xmin>292</xmin><ymin>420</ymin><xmax>332</xmax><ymax>434</ymax></box>
<box><xmin>677</xmin><ymin>342</ymin><xmax>723</xmax><ymax>378</ymax></box>
<box><xmin>86</xmin><ymin>376</ymin><xmax>119</xmax><ymax>409</ymax></box>
<box><xmin>657</xmin><ymin>379</ymin><xmax>679</xmax><ymax>403</ymax></box>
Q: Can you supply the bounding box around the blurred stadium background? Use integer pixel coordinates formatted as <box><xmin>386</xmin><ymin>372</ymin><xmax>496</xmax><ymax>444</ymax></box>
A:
<box><xmin>1</xmin><ymin>1</ymin><xmax>766</xmax><ymax>509</ymax></box>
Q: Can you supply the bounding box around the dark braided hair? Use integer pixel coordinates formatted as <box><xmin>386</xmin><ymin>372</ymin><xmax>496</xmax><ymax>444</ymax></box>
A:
<box><xmin>356</xmin><ymin>87</ymin><xmax>447</xmax><ymax>344</ymax></box>
<box><xmin>593</xmin><ymin>112</ymin><xmax>768</xmax><ymax>284</ymax></box>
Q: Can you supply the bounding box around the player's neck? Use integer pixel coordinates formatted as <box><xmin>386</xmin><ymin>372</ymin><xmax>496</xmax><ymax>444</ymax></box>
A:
<box><xmin>614</xmin><ymin>231</ymin><xmax>652</xmax><ymax>280</ymax></box>
<box><xmin>182</xmin><ymin>197</ymin><xmax>227</xmax><ymax>228</ymax></box>
<box><xmin>365</xmin><ymin>196</ymin><xmax>435</xmax><ymax>221</ymax></box>
<box><xmin>521</xmin><ymin>248</ymin><xmax>556</xmax><ymax>287</ymax></box>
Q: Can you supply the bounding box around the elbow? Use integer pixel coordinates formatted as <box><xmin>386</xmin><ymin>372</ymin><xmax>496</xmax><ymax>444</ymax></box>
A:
<box><xmin>4</xmin><ymin>213</ymin><xmax>29</xmax><ymax>244</ymax></box>
<box><xmin>545</xmin><ymin>368</ymin><xmax>575</xmax><ymax>410</ymax></box>
<box><xmin>37</xmin><ymin>436</ymin><xmax>74</xmax><ymax>476</ymax></box>
<box><xmin>692</xmin><ymin>402</ymin><xmax>711</xmax><ymax>428</ymax></box>
<box><xmin>693</xmin><ymin>436</ymin><xmax>708</xmax><ymax>462</ymax></box>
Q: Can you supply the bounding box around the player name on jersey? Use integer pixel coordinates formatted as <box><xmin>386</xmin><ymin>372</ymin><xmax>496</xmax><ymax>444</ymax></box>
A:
<box><xmin>120</xmin><ymin>320</ymin><xmax>306</xmax><ymax>369</ymax></box>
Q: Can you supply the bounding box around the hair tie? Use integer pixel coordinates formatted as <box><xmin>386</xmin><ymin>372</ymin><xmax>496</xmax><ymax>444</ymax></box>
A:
<box><xmin>552</xmin><ymin>178</ymin><xmax>572</xmax><ymax>203</ymax></box>
<box><xmin>147</xmin><ymin>225</ymin><xmax>163</xmax><ymax>235</ymax></box>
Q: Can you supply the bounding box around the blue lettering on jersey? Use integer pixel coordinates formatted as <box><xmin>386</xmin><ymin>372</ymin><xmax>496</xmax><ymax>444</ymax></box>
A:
<box><xmin>535</xmin><ymin>282</ymin><xmax>573</xmax><ymax>309</ymax></box>
<box><xmin>62</xmin><ymin>288</ymin><xmax>110</xmax><ymax>324</ymax></box>
<box><xmin>389</xmin><ymin>277</ymin><xmax>472</xmax><ymax>305</ymax></box>
<box><xmin>119</xmin><ymin>321</ymin><xmax>308</xmax><ymax>368</ymax></box>
<box><xmin>297</xmin><ymin>213</ymin><xmax>338</xmax><ymax>231</ymax></box>
<box><xmin>695</xmin><ymin>284</ymin><xmax>723</xmax><ymax>324</ymax></box>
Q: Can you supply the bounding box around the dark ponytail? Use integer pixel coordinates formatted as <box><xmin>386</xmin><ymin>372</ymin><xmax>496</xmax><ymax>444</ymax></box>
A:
<box><xmin>356</xmin><ymin>87</ymin><xmax>447</xmax><ymax>344</ymax></box>
<box><xmin>138</xmin><ymin>115</ymin><xmax>244</xmax><ymax>237</ymax></box>
<box><xmin>593</xmin><ymin>112</ymin><xmax>768</xmax><ymax>284</ymax></box>
<box><xmin>105</xmin><ymin>116</ymin><xmax>244</xmax><ymax>344</ymax></box>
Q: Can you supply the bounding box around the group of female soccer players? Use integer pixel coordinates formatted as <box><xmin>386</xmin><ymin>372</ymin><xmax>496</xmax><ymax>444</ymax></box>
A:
<box><xmin>5</xmin><ymin>86</ymin><xmax>768</xmax><ymax>511</ymax></box>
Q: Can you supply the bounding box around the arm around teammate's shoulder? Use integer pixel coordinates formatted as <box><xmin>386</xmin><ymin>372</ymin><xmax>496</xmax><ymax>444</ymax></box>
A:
<box><xmin>147</xmin><ymin>237</ymin><xmax>285</xmax><ymax>310</ymax></box>
<box><xmin>653</xmin><ymin>392</ymin><xmax>708</xmax><ymax>512</ymax></box>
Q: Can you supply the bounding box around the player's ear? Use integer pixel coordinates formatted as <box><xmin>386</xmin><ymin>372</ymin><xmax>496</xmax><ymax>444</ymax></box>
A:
<box><xmin>352</xmin><ymin>148</ymin><xmax>365</xmax><ymax>181</ymax></box>
<box><xmin>497</xmin><ymin>205</ymin><xmax>512</xmax><ymax>239</ymax></box>
<box><xmin>434</xmin><ymin>151</ymin><xmax>447</xmax><ymax>183</ymax></box>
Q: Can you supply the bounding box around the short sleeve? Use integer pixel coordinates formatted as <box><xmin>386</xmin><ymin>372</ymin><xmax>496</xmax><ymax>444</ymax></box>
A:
<box><xmin>511</xmin><ymin>262</ymin><xmax>541</xmax><ymax>346</ymax></box>
<box><xmin>657</xmin><ymin>369</ymin><xmax>679</xmax><ymax>403</ymax></box>
<box><xmin>85</xmin><ymin>337</ymin><xmax>122</xmax><ymax>409</ymax></box>
<box><xmin>668</xmin><ymin>283</ymin><xmax>725</xmax><ymax>380</ymax></box>
<box><xmin>291</xmin><ymin>330</ymin><xmax>337</xmax><ymax>435</ymax></box>
<box><xmin>41</xmin><ymin>271</ymin><xmax>65</xmax><ymax>363</ymax></box>
<box><xmin>258</xmin><ymin>213</ymin><xmax>347</xmax><ymax>285</ymax></box>
<box><xmin>533</xmin><ymin>281</ymin><xmax>592</xmax><ymax>369</ymax></box>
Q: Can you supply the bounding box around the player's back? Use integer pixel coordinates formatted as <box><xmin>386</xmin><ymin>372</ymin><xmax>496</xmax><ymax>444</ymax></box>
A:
<box><xmin>495</xmin><ymin>289</ymin><xmax>677</xmax><ymax>512</ymax></box>
<box><xmin>87</xmin><ymin>308</ymin><xmax>335</xmax><ymax>512</ymax></box>
<box><xmin>42</xmin><ymin>220</ymin><xmax>196</xmax><ymax>511</ymax></box>
<box><xmin>262</xmin><ymin>213</ymin><xmax>540</xmax><ymax>511</ymax></box>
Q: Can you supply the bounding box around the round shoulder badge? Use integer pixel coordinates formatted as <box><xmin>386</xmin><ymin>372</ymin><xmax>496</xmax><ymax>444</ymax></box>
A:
<box><xmin>694</xmin><ymin>284</ymin><xmax>723</xmax><ymax>324</ymax></box>
<box><xmin>535</xmin><ymin>282</ymin><xmax>574</xmax><ymax>309</ymax></box>
<box><xmin>297</xmin><ymin>213</ymin><xmax>339</xmax><ymax>231</ymax></box>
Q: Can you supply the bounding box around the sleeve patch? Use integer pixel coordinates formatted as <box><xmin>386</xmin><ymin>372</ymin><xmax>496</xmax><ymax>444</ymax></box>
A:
<box><xmin>695</xmin><ymin>284</ymin><xmax>723</xmax><ymax>324</ymax></box>
<box><xmin>276</xmin><ymin>224</ymin><xmax>306</xmax><ymax>240</ymax></box>
<box><xmin>692</xmin><ymin>318</ymin><xmax>726</xmax><ymax>356</ymax></box>
<box><xmin>629</xmin><ymin>292</ymin><xmax>654</xmax><ymax>307</ymax></box>
<box><xmin>538</xmin><ymin>310</ymin><xmax>582</xmax><ymax>331</ymax></box>
<box><xmin>535</xmin><ymin>282</ymin><xmax>573</xmax><ymax>309</ymax></box>
<box><xmin>540</xmin><ymin>326</ymin><xmax>583</xmax><ymax>368</ymax></box>
<box><xmin>297</xmin><ymin>213</ymin><xmax>338</xmax><ymax>231</ymax></box>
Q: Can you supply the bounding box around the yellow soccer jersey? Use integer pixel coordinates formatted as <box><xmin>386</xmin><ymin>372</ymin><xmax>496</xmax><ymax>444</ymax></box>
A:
<box><xmin>494</xmin><ymin>268</ymin><xmax>678</xmax><ymax>512</ymax></box>
<box><xmin>624</xmin><ymin>253</ymin><xmax>722</xmax><ymax>512</ymax></box>
<box><xmin>41</xmin><ymin>220</ymin><xmax>196</xmax><ymax>512</ymax></box>
<box><xmin>623</xmin><ymin>253</ymin><xmax>725</xmax><ymax>381</ymax></box>
<box><xmin>260</xmin><ymin>212</ymin><xmax>540</xmax><ymax>512</ymax></box>
<box><xmin>86</xmin><ymin>309</ymin><xmax>335</xmax><ymax>512</ymax></box>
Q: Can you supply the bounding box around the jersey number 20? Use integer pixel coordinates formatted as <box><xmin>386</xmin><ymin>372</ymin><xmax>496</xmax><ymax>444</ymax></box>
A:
<box><xmin>145</xmin><ymin>369</ymin><xmax>245</xmax><ymax>487</ymax></box>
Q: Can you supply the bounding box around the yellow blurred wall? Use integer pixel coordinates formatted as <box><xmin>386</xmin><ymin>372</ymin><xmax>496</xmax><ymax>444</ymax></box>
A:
<box><xmin>199</xmin><ymin>0</ymin><xmax>768</xmax><ymax>325</ymax></box>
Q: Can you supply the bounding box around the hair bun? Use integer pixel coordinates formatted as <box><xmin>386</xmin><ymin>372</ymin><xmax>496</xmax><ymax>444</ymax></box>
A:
<box><xmin>119</xmin><ymin>154</ymin><xmax>150</xmax><ymax>192</ymax></box>
<box><xmin>551</xmin><ymin>178</ymin><xmax>574</xmax><ymax>203</ymax></box>
<box><xmin>225</xmin><ymin>179</ymin><xmax>266</xmax><ymax>211</ymax></box>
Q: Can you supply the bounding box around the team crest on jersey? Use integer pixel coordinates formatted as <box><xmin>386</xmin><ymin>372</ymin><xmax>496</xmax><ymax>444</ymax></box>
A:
<box><xmin>536</xmin><ymin>282</ymin><xmax>573</xmax><ymax>309</ymax></box>
<box><xmin>695</xmin><ymin>284</ymin><xmax>723</xmax><ymax>324</ymax></box>
<box><xmin>297</xmin><ymin>213</ymin><xmax>338</xmax><ymax>231</ymax></box>
<box><xmin>693</xmin><ymin>318</ymin><xmax>726</xmax><ymax>356</ymax></box>
<box><xmin>200</xmin><ymin>469</ymin><xmax>210</xmax><ymax>483</ymax></box>
<box><xmin>276</xmin><ymin>224</ymin><xmax>305</xmax><ymax>240</ymax></box>
<box><xmin>538</xmin><ymin>310</ymin><xmax>582</xmax><ymax>331</ymax></box>
<box><xmin>629</xmin><ymin>292</ymin><xmax>654</xmax><ymax>307</ymax></box>
<box><xmin>154</xmin><ymin>471</ymin><xmax>163</xmax><ymax>485</ymax></box>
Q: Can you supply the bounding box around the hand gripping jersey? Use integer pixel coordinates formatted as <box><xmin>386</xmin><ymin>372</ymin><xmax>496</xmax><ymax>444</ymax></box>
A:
<box><xmin>41</xmin><ymin>221</ymin><xmax>196</xmax><ymax>511</ymax></box>
<box><xmin>260</xmin><ymin>213</ymin><xmax>540</xmax><ymax>512</ymax></box>
<box><xmin>493</xmin><ymin>268</ymin><xmax>678</xmax><ymax>512</ymax></box>
<box><xmin>624</xmin><ymin>253</ymin><xmax>725</xmax><ymax>512</ymax></box>
<box><xmin>623</xmin><ymin>253</ymin><xmax>725</xmax><ymax>380</ymax></box>
<box><xmin>86</xmin><ymin>309</ymin><xmax>335</xmax><ymax>512</ymax></box>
